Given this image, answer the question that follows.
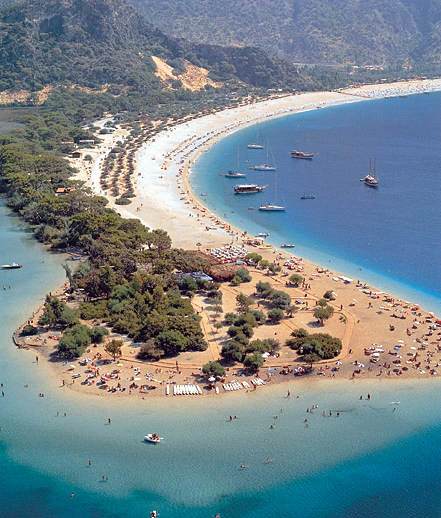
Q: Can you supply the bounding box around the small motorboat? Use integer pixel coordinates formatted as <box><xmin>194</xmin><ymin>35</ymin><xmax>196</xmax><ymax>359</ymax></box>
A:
<box><xmin>150</xmin><ymin>511</ymin><xmax>158</xmax><ymax>518</ymax></box>
<box><xmin>280</xmin><ymin>243</ymin><xmax>295</xmax><ymax>249</ymax></box>
<box><xmin>144</xmin><ymin>433</ymin><xmax>162</xmax><ymax>444</ymax></box>
<box><xmin>1</xmin><ymin>262</ymin><xmax>22</xmax><ymax>270</ymax></box>
<box><xmin>256</xmin><ymin>232</ymin><xmax>270</xmax><ymax>238</ymax></box>
<box><xmin>300</xmin><ymin>194</ymin><xmax>316</xmax><ymax>200</ymax></box>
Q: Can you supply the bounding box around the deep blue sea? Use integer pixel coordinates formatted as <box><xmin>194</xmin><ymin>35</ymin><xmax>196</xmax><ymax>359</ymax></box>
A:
<box><xmin>192</xmin><ymin>92</ymin><xmax>441</xmax><ymax>314</ymax></box>
<box><xmin>2</xmin><ymin>94</ymin><xmax>441</xmax><ymax>517</ymax></box>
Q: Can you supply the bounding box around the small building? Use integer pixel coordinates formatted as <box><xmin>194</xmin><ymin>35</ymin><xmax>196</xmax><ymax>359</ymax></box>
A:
<box><xmin>71</xmin><ymin>151</ymin><xmax>81</xmax><ymax>159</ymax></box>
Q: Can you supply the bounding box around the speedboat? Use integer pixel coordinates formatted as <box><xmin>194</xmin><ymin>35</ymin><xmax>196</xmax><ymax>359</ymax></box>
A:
<box><xmin>1</xmin><ymin>262</ymin><xmax>22</xmax><ymax>270</ymax></box>
<box><xmin>300</xmin><ymin>194</ymin><xmax>316</xmax><ymax>200</ymax></box>
<box><xmin>247</xmin><ymin>143</ymin><xmax>264</xmax><ymax>150</ymax></box>
<box><xmin>150</xmin><ymin>512</ymin><xmax>158</xmax><ymax>518</ymax></box>
<box><xmin>144</xmin><ymin>433</ymin><xmax>162</xmax><ymax>444</ymax></box>
<box><xmin>280</xmin><ymin>243</ymin><xmax>295</xmax><ymax>248</ymax></box>
<box><xmin>259</xmin><ymin>204</ymin><xmax>286</xmax><ymax>212</ymax></box>
<box><xmin>256</xmin><ymin>232</ymin><xmax>270</xmax><ymax>238</ymax></box>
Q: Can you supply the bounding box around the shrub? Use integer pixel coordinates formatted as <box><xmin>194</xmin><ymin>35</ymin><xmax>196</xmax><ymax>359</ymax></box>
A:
<box><xmin>221</xmin><ymin>340</ymin><xmax>246</xmax><ymax>362</ymax></box>
<box><xmin>323</xmin><ymin>290</ymin><xmax>336</xmax><ymax>300</ymax></box>
<box><xmin>154</xmin><ymin>329</ymin><xmax>189</xmax><ymax>357</ymax></box>
<box><xmin>115</xmin><ymin>197</ymin><xmax>132</xmax><ymax>205</ymax></box>
<box><xmin>138</xmin><ymin>341</ymin><xmax>163</xmax><ymax>361</ymax></box>
<box><xmin>243</xmin><ymin>352</ymin><xmax>264</xmax><ymax>373</ymax></box>
<box><xmin>314</xmin><ymin>305</ymin><xmax>334</xmax><ymax>326</ymax></box>
<box><xmin>270</xmin><ymin>290</ymin><xmax>291</xmax><ymax>310</ymax></box>
<box><xmin>249</xmin><ymin>309</ymin><xmax>266</xmax><ymax>324</ymax></box>
<box><xmin>267</xmin><ymin>308</ymin><xmax>284</xmax><ymax>324</ymax></box>
<box><xmin>21</xmin><ymin>324</ymin><xmax>38</xmax><ymax>336</ymax></box>
<box><xmin>58</xmin><ymin>324</ymin><xmax>91</xmax><ymax>358</ymax></box>
<box><xmin>105</xmin><ymin>339</ymin><xmax>123</xmax><ymax>360</ymax></box>
<box><xmin>202</xmin><ymin>361</ymin><xmax>225</xmax><ymax>378</ymax></box>
<box><xmin>255</xmin><ymin>281</ymin><xmax>273</xmax><ymax>298</ymax></box>
<box><xmin>79</xmin><ymin>300</ymin><xmax>108</xmax><ymax>320</ymax></box>
<box><xmin>289</xmin><ymin>273</ymin><xmax>304</xmax><ymax>287</ymax></box>
<box><xmin>90</xmin><ymin>326</ymin><xmax>109</xmax><ymax>344</ymax></box>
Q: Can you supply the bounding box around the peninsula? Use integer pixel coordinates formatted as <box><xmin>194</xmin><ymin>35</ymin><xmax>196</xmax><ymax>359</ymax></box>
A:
<box><xmin>13</xmin><ymin>79</ymin><xmax>441</xmax><ymax>399</ymax></box>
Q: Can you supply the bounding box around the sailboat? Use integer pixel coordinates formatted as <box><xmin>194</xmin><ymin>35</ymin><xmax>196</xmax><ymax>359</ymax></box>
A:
<box><xmin>223</xmin><ymin>147</ymin><xmax>246</xmax><ymax>178</ymax></box>
<box><xmin>258</xmin><ymin>155</ymin><xmax>286</xmax><ymax>211</ymax></box>
<box><xmin>361</xmin><ymin>159</ymin><xmax>379</xmax><ymax>188</ymax></box>
<box><xmin>247</xmin><ymin>128</ymin><xmax>264</xmax><ymax>149</ymax></box>
<box><xmin>250</xmin><ymin>143</ymin><xmax>276</xmax><ymax>171</ymax></box>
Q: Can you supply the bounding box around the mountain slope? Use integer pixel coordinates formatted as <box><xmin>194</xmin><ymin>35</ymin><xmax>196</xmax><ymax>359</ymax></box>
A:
<box><xmin>0</xmin><ymin>0</ymin><xmax>310</xmax><ymax>94</ymax></box>
<box><xmin>131</xmin><ymin>0</ymin><xmax>441</xmax><ymax>66</ymax></box>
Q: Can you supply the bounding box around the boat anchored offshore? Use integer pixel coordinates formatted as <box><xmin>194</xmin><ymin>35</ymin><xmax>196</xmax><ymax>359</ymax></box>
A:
<box><xmin>300</xmin><ymin>194</ymin><xmax>316</xmax><ymax>200</ymax></box>
<box><xmin>150</xmin><ymin>511</ymin><xmax>158</xmax><ymax>518</ymax></box>
<box><xmin>1</xmin><ymin>262</ymin><xmax>22</xmax><ymax>270</ymax></box>
<box><xmin>362</xmin><ymin>174</ymin><xmax>379</xmax><ymax>188</ymax></box>
<box><xmin>223</xmin><ymin>171</ymin><xmax>246</xmax><ymax>178</ymax></box>
<box><xmin>249</xmin><ymin>163</ymin><xmax>276</xmax><ymax>171</ymax></box>
<box><xmin>144</xmin><ymin>433</ymin><xmax>162</xmax><ymax>444</ymax></box>
<box><xmin>247</xmin><ymin>143</ymin><xmax>264</xmax><ymax>150</ymax></box>
<box><xmin>291</xmin><ymin>150</ymin><xmax>315</xmax><ymax>160</ymax></box>
<box><xmin>259</xmin><ymin>204</ymin><xmax>286</xmax><ymax>212</ymax></box>
<box><xmin>280</xmin><ymin>243</ymin><xmax>295</xmax><ymax>248</ymax></box>
<box><xmin>234</xmin><ymin>184</ymin><xmax>266</xmax><ymax>194</ymax></box>
<box><xmin>361</xmin><ymin>159</ymin><xmax>379</xmax><ymax>188</ymax></box>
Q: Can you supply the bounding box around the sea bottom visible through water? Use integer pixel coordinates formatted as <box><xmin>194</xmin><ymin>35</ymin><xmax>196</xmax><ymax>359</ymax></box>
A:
<box><xmin>192</xmin><ymin>92</ymin><xmax>441</xmax><ymax>315</ymax></box>
<box><xmin>2</xmin><ymin>105</ymin><xmax>441</xmax><ymax>516</ymax></box>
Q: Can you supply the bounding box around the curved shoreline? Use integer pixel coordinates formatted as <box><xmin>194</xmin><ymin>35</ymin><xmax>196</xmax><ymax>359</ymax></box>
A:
<box><xmin>41</xmin><ymin>77</ymin><xmax>441</xmax><ymax>400</ymax></box>
<box><xmin>125</xmin><ymin>79</ymin><xmax>441</xmax><ymax>310</ymax></box>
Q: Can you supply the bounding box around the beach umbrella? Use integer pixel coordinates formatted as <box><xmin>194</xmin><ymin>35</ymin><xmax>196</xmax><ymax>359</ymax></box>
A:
<box><xmin>208</xmin><ymin>376</ymin><xmax>216</xmax><ymax>383</ymax></box>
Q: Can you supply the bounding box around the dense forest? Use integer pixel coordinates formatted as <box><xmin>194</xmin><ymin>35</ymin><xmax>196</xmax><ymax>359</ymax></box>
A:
<box><xmin>133</xmin><ymin>0</ymin><xmax>441</xmax><ymax>67</ymax></box>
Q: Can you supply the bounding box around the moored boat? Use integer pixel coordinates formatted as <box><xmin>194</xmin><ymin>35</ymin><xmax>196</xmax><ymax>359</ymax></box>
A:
<box><xmin>362</xmin><ymin>174</ymin><xmax>379</xmax><ymax>188</ymax></box>
<box><xmin>1</xmin><ymin>262</ymin><xmax>22</xmax><ymax>270</ymax></box>
<box><xmin>280</xmin><ymin>243</ymin><xmax>295</xmax><ymax>248</ymax></box>
<box><xmin>234</xmin><ymin>184</ymin><xmax>266</xmax><ymax>194</ymax></box>
<box><xmin>259</xmin><ymin>204</ymin><xmax>286</xmax><ymax>212</ymax></box>
<box><xmin>291</xmin><ymin>150</ymin><xmax>315</xmax><ymax>160</ymax></box>
<box><xmin>361</xmin><ymin>160</ymin><xmax>379</xmax><ymax>188</ymax></box>
<box><xmin>223</xmin><ymin>171</ymin><xmax>246</xmax><ymax>178</ymax></box>
<box><xmin>249</xmin><ymin>163</ymin><xmax>276</xmax><ymax>171</ymax></box>
<box><xmin>247</xmin><ymin>143</ymin><xmax>264</xmax><ymax>150</ymax></box>
<box><xmin>256</xmin><ymin>232</ymin><xmax>270</xmax><ymax>238</ymax></box>
<box><xmin>300</xmin><ymin>194</ymin><xmax>316</xmax><ymax>200</ymax></box>
<box><xmin>144</xmin><ymin>433</ymin><xmax>162</xmax><ymax>444</ymax></box>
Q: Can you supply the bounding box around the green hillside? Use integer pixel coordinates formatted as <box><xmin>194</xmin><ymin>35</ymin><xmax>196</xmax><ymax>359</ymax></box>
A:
<box><xmin>0</xmin><ymin>0</ymin><xmax>313</xmax><ymax>94</ymax></box>
<box><xmin>132</xmin><ymin>0</ymin><xmax>441</xmax><ymax>66</ymax></box>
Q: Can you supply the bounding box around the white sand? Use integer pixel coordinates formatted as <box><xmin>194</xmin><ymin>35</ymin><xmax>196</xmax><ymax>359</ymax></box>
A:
<box><xmin>81</xmin><ymin>78</ymin><xmax>441</xmax><ymax>250</ymax></box>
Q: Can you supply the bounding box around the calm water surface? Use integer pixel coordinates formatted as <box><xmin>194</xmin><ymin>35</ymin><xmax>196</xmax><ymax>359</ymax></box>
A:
<box><xmin>2</xmin><ymin>94</ymin><xmax>441</xmax><ymax>516</ymax></box>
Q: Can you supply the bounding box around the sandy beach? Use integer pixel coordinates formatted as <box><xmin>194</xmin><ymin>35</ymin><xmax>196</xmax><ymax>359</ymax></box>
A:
<box><xmin>38</xmin><ymin>78</ymin><xmax>441</xmax><ymax>398</ymax></box>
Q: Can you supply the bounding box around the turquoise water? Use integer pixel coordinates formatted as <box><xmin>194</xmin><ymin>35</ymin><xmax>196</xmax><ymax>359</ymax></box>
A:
<box><xmin>3</xmin><ymin>92</ymin><xmax>441</xmax><ymax>516</ymax></box>
<box><xmin>192</xmin><ymin>93</ymin><xmax>441</xmax><ymax>314</ymax></box>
